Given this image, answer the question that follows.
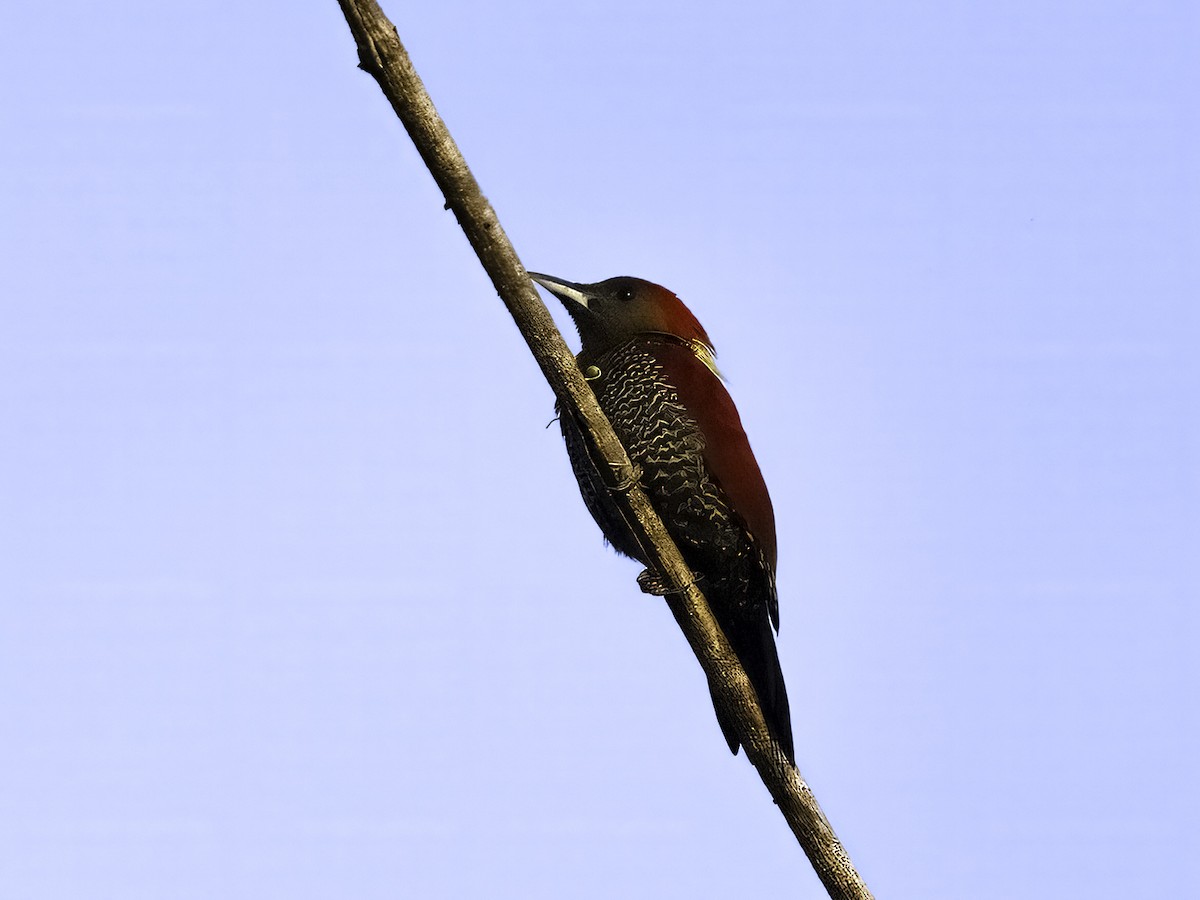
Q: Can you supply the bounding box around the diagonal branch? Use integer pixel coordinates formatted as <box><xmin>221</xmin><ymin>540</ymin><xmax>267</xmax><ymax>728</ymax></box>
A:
<box><xmin>334</xmin><ymin>4</ymin><xmax>873</xmax><ymax>898</ymax></box>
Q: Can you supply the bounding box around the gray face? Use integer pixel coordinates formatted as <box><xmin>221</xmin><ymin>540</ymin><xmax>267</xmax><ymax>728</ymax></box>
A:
<box><xmin>529</xmin><ymin>273</ymin><xmax>672</xmax><ymax>351</ymax></box>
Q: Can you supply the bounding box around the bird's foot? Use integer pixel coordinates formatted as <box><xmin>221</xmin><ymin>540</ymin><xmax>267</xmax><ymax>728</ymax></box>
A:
<box><xmin>637</xmin><ymin>568</ymin><xmax>705</xmax><ymax>597</ymax></box>
<box><xmin>604</xmin><ymin>461</ymin><xmax>643</xmax><ymax>492</ymax></box>
<box><xmin>637</xmin><ymin>568</ymin><xmax>670</xmax><ymax>596</ymax></box>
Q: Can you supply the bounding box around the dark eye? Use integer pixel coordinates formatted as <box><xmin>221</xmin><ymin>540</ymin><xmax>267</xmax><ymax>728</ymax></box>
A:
<box><xmin>616</xmin><ymin>286</ymin><xmax>635</xmax><ymax>302</ymax></box>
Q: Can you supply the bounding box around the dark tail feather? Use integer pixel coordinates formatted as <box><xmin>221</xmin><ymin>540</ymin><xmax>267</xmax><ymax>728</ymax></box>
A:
<box><xmin>710</xmin><ymin>613</ymin><xmax>794</xmax><ymax>763</ymax></box>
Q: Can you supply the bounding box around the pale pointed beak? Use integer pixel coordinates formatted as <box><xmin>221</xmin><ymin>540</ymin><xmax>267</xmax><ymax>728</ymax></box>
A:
<box><xmin>529</xmin><ymin>272</ymin><xmax>591</xmax><ymax>309</ymax></box>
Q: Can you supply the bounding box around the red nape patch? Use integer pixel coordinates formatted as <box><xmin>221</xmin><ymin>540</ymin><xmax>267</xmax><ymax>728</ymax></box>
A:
<box><xmin>649</xmin><ymin>284</ymin><xmax>713</xmax><ymax>350</ymax></box>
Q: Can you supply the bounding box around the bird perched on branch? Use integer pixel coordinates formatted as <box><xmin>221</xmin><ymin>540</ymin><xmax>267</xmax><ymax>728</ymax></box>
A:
<box><xmin>530</xmin><ymin>272</ymin><xmax>793</xmax><ymax>761</ymax></box>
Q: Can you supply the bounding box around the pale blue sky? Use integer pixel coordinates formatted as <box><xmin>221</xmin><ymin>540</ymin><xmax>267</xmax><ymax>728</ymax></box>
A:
<box><xmin>1</xmin><ymin>2</ymin><xmax>1196</xmax><ymax>898</ymax></box>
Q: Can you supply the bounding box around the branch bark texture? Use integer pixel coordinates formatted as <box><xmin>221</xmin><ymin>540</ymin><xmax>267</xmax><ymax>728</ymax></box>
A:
<box><xmin>334</xmin><ymin>4</ymin><xmax>873</xmax><ymax>898</ymax></box>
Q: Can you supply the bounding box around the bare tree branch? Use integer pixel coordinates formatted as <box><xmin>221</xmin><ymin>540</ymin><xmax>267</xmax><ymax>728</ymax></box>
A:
<box><xmin>334</xmin><ymin>3</ymin><xmax>873</xmax><ymax>898</ymax></box>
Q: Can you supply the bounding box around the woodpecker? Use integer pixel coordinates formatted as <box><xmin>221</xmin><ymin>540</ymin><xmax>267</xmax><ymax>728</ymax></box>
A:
<box><xmin>530</xmin><ymin>272</ymin><xmax>793</xmax><ymax>761</ymax></box>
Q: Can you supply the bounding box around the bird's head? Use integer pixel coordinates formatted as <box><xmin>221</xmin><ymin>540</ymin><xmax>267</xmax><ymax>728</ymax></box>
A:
<box><xmin>530</xmin><ymin>273</ymin><xmax>714</xmax><ymax>362</ymax></box>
